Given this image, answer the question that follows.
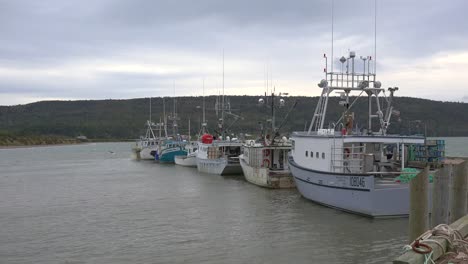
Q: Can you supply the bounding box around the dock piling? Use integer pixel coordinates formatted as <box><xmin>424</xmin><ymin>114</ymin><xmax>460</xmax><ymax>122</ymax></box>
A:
<box><xmin>431</xmin><ymin>165</ymin><xmax>451</xmax><ymax>227</ymax></box>
<box><xmin>450</xmin><ymin>161</ymin><xmax>468</xmax><ymax>223</ymax></box>
<box><xmin>408</xmin><ymin>166</ymin><xmax>429</xmax><ymax>242</ymax></box>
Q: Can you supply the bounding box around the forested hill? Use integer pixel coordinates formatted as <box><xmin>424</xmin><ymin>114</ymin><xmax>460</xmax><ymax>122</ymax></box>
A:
<box><xmin>0</xmin><ymin>96</ymin><xmax>467</xmax><ymax>140</ymax></box>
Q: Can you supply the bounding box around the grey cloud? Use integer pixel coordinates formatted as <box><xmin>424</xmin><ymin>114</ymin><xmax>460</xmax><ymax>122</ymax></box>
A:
<box><xmin>0</xmin><ymin>0</ymin><xmax>467</xmax><ymax>105</ymax></box>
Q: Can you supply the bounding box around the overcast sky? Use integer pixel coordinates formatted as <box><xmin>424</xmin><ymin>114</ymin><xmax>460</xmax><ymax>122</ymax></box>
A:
<box><xmin>1</xmin><ymin>0</ymin><xmax>467</xmax><ymax>105</ymax></box>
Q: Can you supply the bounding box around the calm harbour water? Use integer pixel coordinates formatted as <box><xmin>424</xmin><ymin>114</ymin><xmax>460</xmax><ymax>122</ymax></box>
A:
<box><xmin>0</xmin><ymin>138</ymin><xmax>466</xmax><ymax>264</ymax></box>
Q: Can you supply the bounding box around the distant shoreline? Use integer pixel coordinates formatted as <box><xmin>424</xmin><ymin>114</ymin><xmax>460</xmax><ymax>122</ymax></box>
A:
<box><xmin>0</xmin><ymin>136</ymin><xmax>134</xmax><ymax>149</ymax></box>
<box><xmin>0</xmin><ymin>142</ymin><xmax>82</xmax><ymax>149</ymax></box>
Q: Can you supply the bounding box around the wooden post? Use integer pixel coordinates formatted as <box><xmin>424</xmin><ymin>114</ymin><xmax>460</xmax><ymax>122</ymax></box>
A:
<box><xmin>408</xmin><ymin>166</ymin><xmax>429</xmax><ymax>242</ymax></box>
<box><xmin>431</xmin><ymin>165</ymin><xmax>451</xmax><ymax>227</ymax></box>
<box><xmin>450</xmin><ymin>161</ymin><xmax>468</xmax><ymax>223</ymax></box>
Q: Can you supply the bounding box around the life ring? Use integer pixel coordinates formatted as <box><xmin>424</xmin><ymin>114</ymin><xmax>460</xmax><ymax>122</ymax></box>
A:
<box><xmin>411</xmin><ymin>240</ymin><xmax>432</xmax><ymax>255</ymax></box>
<box><xmin>344</xmin><ymin>148</ymin><xmax>351</xmax><ymax>158</ymax></box>
<box><xmin>263</xmin><ymin>149</ymin><xmax>271</xmax><ymax>157</ymax></box>
<box><xmin>262</xmin><ymin>159</ymin><xmax>270</xmax><ymax>168</ymax></box>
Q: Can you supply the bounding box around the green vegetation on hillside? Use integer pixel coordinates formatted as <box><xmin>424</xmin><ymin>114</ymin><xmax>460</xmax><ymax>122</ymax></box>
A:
<box><xmin>0</xmin><ymin>96</ymin><xmax>467</xmax><ymax>145</ymax></box>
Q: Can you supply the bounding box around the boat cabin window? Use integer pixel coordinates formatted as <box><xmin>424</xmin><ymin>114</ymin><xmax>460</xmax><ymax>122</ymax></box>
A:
<box><xmin>305</xmin><ymin>151</ymin><xmax>308</xmax><ymax>157</ymax></box>
<box><xmin>322</xmin><ymin>152</ymin><xmax>325</xmax><ymax>159</ymax></box>
<box><xmin>316</xmin><ymin>152</ymin><xmax>319</xmax><ymax>159</ymax></box>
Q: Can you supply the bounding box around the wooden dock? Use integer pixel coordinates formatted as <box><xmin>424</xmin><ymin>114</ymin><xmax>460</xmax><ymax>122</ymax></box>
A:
<box><xmin>393</xmin><ymin>159</ymin><xmax>468</xmax><ymax>264</ymax></box>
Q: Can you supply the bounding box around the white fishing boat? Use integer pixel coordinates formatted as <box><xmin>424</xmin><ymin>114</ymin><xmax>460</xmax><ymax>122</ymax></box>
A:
<box><xmin>197</xmin><ymin>134</ymin><xmax>243</xmax><ymax>175</ymax></box>
<box><xmin>196</xmin><ymin>53</ymin><xmax>243</xmax><ymax>175</ymax></box>
<box><xmin>239</xmin><ymin>92</ymin><xmax>296</xmax><ymax>188</ymax></box>
<box><xmin>289</xmin><ymin>49</ymin><xmax>430</xmax><ymax>217</ymax></box>
<box><xmin>175</xmin><ymin>80</ymin><xmax>208</xmax><ymax>168</ymax></box>
<box><xmin>174</xmin><ymin>142</ymin><xmax>198</xmax><ymax>167</ymax></box>
<box><xmin>132</xmin><ymin>97</ymin><xmax>165</xmax><ymax>160</ymax></box>
<box><xmin>240</xmin><ymin>140</ymin><xmax>294</xmax><ymax>188</ymax></box>
<box><xmin>133</xmin><ymin>120</ymin><xmax>162</xmax><ymax>160</ymax></box>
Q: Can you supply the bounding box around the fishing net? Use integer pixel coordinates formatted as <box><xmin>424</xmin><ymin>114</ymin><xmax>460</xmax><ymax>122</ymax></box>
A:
<box><xmin>394</xmin><ymin>168</ymin><xmax>434</xmax><ymax>183</ymax></box>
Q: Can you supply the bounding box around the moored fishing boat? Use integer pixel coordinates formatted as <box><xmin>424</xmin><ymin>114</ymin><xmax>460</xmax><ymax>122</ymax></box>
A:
<box><xmin>132</xmin><ymin>96</ymin><xmax>165</xmax><ymax>160</ymax></box>
<box><xmin>174</xmin><ymin>142</ymin><xmax>197</xmax><ymax>167</ymax></box>
<box><xmin>240</xmin><ymin>140</ymin><xmax>294</xmax><ymax>188</ymax></box>
<box><xmin>158</xmin><ymin>138</ymin><xmax>187</xmax><ymax>163</ymax></box>
<box><xmin>156</xmin><ymin>93</ymin><xmax>187</xmax><ymax>163</ymax></box>
<box><xmin>239</xmin><ymin>92</ymin><xmax>296</xmax><ymax>188</ymax></box>
<box><xmin>289</xmin><ymin>50</ymin><xmax>432</xmax><ymax>217</ymax></box>
<box><xmin>197</xmin><ymin>134</ymin><xmax>243</xmax><ymax>175</ymax></box>
<box><xmin>133</xmin><ymin>120</ymin><xmax>162</xmax><ymax>160</ymax></box>
<box><xmin>196</xmin><ymin>53</ymin><xmax>243</xmax><ymax>175</ymax></box>
<box><xmin>175</xmin><ymin>81</ymin><xmax>208</xmax><ymax>168</ymax></box>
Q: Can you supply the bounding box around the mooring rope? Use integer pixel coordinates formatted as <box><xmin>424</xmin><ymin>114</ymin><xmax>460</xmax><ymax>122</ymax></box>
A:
<box><xmin>403</xmin><ymin>223</ymin><xmax>467</xmax><ymax>263</ymax></box>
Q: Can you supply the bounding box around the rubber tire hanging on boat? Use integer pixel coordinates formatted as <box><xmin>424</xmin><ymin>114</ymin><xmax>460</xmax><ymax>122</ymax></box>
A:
<box><xmin>263</xmin><ymin>149</ymin><xmax>271</xmax><ymax>157</ymax></box>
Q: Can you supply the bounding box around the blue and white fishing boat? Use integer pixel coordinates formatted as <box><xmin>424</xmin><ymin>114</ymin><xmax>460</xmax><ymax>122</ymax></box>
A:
<box><xmin>156</xmin><ymin>95</ymin><xmax>187</xmax><ymax>163</ymax></box>
<box><xmin>158</xmin><ymin>138</ymin><xmax>187</xmax><ymax>163</ymax></box>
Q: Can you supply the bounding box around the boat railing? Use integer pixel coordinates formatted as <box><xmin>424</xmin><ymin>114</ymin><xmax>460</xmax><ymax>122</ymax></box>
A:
<box><xmin>326</xmin><ymin>71</ymin><xmax>377</xmax><ymax>90</ymax></box>
<box><xmin>331</xmin><ymin>145</ymin><xmax>366</xmax><ymax>173</ymax></box>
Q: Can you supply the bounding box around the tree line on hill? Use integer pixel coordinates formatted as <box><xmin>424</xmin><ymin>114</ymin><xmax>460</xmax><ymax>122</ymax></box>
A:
<box><xmin>0</xmin><ymin>96</ymin><xmax>467</xmax><ymax>144</ymax></box>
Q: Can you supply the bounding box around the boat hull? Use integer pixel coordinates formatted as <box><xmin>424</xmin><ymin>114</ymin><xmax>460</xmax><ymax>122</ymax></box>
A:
<box><xmin>289</xmin><ymin>156</ymin><xmax>417</xmax><ymax>217</ymax></box>
<box><xmin>240</xmin><ymin>155</ymin><xmax>295</xmax><ymax>189</ymax></box>
<box><xmin>197</xmin><ymin>158</ymin><xmax>243</xmax><ymax>175</ymax></box>
<box><xmin>174</xmin><ymin>155</ymin><xmax>197</xmax><ymax>167</ymax></box>
<box><xmin>159</xmin><ymin>149</ymin><xmax>187</xmax><ymax>164</ymax></box>
<box><xmin>136</xmin><ymin>147</ymin><xmax>158</xmax><ymax>160</ymax></box>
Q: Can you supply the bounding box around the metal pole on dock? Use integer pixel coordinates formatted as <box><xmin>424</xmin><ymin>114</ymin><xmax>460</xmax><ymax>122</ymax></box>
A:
<box><xmin>408</xmin><ymin>166</ymin><xmax>429</xmax><ymax>242</ymax></box>
<box><xmin>431</xmin><ymin>165</ymin><xmax>451</xmax><ymax>227</ymax></box>
<box><xmin>450</xmin><ymin>161</ymin><xmax>468</xmax><ymax>223</ymax></box>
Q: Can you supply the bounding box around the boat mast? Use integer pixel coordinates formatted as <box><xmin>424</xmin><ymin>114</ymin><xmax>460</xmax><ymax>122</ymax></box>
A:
<box><xmin>159</xmin><ymin>116</ymin><xmax>162</xmax><ymax>138</ymax></box>
<box><xmin>172</xmin><ymin>81</ymin><xmax>178</xmax><ymax>138</ymax></box>
<box><xmin>163</xmin><ymin>97</ymin><xmax>168</xmax><ymax>138</ymax></box>
<box><xmin>221</xmin><ymin>50</ymin><xmax>225</xmax><ymax>138</ymax></box>
<box><xmin>202</xmin><ymin>78</ymin><xmax>206</xmax><ymax>134</ymax></box>
<box><xmin>271</xmin><ymin>90</ymin><xmax>275</xmax><ymax>132</ymax></box>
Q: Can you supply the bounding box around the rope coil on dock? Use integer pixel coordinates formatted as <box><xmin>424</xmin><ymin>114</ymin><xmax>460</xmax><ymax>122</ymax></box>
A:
<box><xmin>403</xmin><ymin>223</ymin><xmax>468</xmax><ymax>264</ymax></box>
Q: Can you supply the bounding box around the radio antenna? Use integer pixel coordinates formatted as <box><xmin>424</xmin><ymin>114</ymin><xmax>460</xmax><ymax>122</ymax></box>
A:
<box><xmin>374</xmin><ymin>0</ymin><xmax>377</xmax><ymax>75</ymax></box>
<box><xmin>331</xmin><ymin>0</ymin><xmax>334</xmax><ymax>78</ymax></box>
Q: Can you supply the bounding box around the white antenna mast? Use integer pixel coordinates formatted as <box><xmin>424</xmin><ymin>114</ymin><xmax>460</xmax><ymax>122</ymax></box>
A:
<box><xmin>331</xmin><ymin>0</ymin><xmax>334</xmax><ymax>79</ymax></box>
<box><xmin>222</xmin><ymin>49</ymin><xmax>225</xmax><ymax>136</ymax></box>
<box><xmin>202</xmin><ymin>78</ymin><xmax>206</xmax><ymax>134</ymax></box>
<box><xmin>374</xmin><ymin>0</ymin><xmax>377</xmax><ymax>75</ymax></box>
<box><xmin>149</xmin><ymin>96</ymin><xmax>152</xmax><ymax>122</ymax></box>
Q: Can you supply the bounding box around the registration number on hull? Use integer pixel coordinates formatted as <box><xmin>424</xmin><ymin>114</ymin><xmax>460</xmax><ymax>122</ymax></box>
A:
<box><xmin>349</xmin><ymin>176</ymin><xmax>366</xmax><ymax>188</ymax></box>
